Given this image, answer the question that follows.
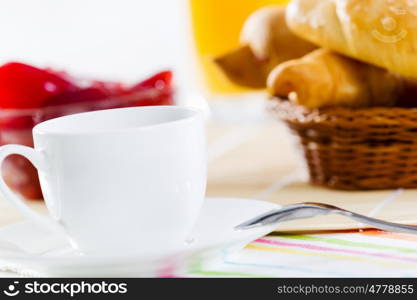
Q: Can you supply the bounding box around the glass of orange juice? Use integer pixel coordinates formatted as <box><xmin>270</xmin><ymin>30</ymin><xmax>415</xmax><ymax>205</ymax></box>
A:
<box><xmin>188</xmin><ymin>0</ymin><xmax>289</xmax><ymax>107</ymax></box>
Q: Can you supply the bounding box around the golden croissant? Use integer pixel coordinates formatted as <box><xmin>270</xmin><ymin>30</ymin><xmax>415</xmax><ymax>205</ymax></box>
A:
<box><xmin>214</xmin><ymin>5</ymin><xmax>316</xmax><ymax>88</ymax></box>
<box><xmin>268</xmin><ymin>49</ymin><xmax>417</xmax><ymax>109</ymax></box>
<box><xmin>286</xmin><ymin>0</ymin><xmax>417</xmax><ymax>79</ymax></box>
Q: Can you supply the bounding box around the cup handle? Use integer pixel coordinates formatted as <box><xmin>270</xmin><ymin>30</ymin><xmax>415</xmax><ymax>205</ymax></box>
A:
<box><xmin>0</xmin><ymin>144</ymin><xmax>65</xmax><ymax>234</ymax></box>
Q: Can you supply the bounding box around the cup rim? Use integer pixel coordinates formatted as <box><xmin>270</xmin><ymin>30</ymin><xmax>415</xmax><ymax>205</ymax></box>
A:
<box><xmin>33</xmin><ymin>105</ymin><xmax>202</xmax><ymax>136</ymax></box>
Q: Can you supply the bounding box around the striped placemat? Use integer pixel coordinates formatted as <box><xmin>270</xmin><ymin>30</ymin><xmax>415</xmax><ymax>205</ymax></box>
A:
<box><xmin>197</xmin><ymin>119</ymin><xmax>417</xmax><ymax>277</ymax></box>
<box><xmin>186</xmin><ymin>228</ymin><xmax>417</xmax><ymax>277</ymax></box>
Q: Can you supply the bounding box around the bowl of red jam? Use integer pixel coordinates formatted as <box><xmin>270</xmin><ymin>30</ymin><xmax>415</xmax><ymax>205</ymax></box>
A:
<box><xmin>0</xmin><ymin>62</ymin><xmax>174</xmax><ymax>200</ymax></box>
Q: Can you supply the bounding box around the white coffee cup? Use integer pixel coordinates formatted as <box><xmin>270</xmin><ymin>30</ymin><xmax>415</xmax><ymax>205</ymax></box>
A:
<box><xmin>0</xmin><ymin>106</ymin><xmax>206</xmax><ymax>255</ymax></box>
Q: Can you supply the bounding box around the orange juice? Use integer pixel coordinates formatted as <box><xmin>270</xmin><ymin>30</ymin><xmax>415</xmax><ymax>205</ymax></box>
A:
<box><xmin>189</xmin><ymin>0</ymin><xmax>289</xmax><ymax>96</ymax></box>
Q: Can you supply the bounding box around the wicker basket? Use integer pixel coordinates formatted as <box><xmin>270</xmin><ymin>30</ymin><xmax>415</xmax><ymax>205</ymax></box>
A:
<box><xmin>269</xmin><ymin>98</ymin><xmax>417</xmax><ymax>190</ymax></box>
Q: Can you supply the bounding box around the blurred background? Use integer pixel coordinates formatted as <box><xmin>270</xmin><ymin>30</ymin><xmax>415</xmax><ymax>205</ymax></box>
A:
<box><xmin>0</xmin><ymin>0</ymin><xmax>287</xmax><ymax>107</ymax></box>
<box><xmin>0</xmin><ymin>0</ymin><xmax>186</xmax><ymax>82</ymax></box>
<box><xmin>0</xmin><ymin>0</ymin><xmax>297</xmax><ymax>201</ymax></box>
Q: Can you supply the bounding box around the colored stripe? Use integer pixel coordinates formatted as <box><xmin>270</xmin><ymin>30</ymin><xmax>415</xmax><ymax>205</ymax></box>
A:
<box><xmin>272</xmin><ymin>228</ymin><xmax>378</xmax><ymax>235</ymax></box>
<box><xmin>223</xmin><ymin>260</ymin><xmax>346</xmax><ymax>276</ymax></box>
<box><xmin>361</xmin><ymin>230</ymin><xmax>417</xmax><ymax>242</ymax></box>
<box><xmin>269</xmin><ymin>233</ymin><xmax>417</xmax><ymax>254</ymax></box>
<box><xmin>273</xmin><ymin>228</ymin><xmax>417</xmax><ymax>243</ymax></box>
<box><xmin>246</xmin><ymin>244</ymin><xmax>412</xmax><ymax>269</ymax></box>
<box><xmin>260</xmin><ymin>237</ymin><xmax>417</xmax><ymax>263</ymax></box>
<box><xmin>189</xmin><ymin>270</ymin><xmax>265</xmax><ymax>277</ymax></box>
<box><xmin>256</xmin><ymin>238</ymin><xmax>417</xmax><ymax>264</ymax></box>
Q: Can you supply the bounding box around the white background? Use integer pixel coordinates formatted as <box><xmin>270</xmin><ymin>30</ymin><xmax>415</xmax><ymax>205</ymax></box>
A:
<box><xmin>0</xmin><ymin>0</ymin><xmax>191</xmax><ymax>84</ymax></box>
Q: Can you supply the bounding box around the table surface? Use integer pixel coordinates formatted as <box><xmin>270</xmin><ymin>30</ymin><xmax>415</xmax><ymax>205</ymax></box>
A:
<box><xmin>206</xmin><ymin>120</ymin><xmax>417</xmax><ymax>231</ymax></box>
<box><xmin>2</xmin><ymin>119</ymin><xmax>417</xmax><ymax>277</ymax></box>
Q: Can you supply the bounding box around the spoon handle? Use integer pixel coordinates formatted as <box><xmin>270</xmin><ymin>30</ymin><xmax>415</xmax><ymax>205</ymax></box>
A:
<box><xmin>235</xmin><ymin>202</ymin><xmax>417</xmax><ymax>235</ymax></box>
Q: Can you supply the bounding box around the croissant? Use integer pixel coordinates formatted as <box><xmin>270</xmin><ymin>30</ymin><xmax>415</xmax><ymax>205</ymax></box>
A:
<box><xmin>268</xmin><ymin>49</ymin><xmax>417</xmax><ymax>109</ymax></box>
<box><xmin>286</xmin><ymin>0</ymin><xmax>417</xmax><ymax>79</ymax></box>
<box><xmin>214</xmin><ymin>5</ymin><xmax>316</xmax><ymax>88</ymax></box>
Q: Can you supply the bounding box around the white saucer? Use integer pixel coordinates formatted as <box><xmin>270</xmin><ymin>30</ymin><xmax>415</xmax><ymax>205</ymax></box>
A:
<box><xmin>0</xmin><ymin>197</ymin><xmax>280</xmax><ymax>277</ymax></box>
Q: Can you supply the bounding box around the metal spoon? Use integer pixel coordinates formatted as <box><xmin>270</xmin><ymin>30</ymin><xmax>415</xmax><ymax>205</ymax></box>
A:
<box><xmin>235</xmin><ymin>202</ymin><xmax>417</xmax><ymax>234</ymax></box>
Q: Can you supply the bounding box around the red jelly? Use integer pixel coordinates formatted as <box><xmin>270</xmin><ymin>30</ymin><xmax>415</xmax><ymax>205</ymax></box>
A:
<box><xmin>0</xmin><ymin>63</ymin><xmax>174</xmax><ymax>200</ymax></box>
<box><xmin>0</xmin><ymin>62</ymin><xmax>78</xmax><ymax>109</ymax></box>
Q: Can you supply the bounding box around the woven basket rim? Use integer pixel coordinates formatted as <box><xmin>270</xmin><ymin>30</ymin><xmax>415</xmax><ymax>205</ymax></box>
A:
<box><xmin>269</xmin><ymin>97</ymin><xmax>417</xmax><ymax>126</ymax></box>
<box><xmin>269</xmin><ymin>97</ymin><xmax>417</xmax><ymax>113</ymax></box>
